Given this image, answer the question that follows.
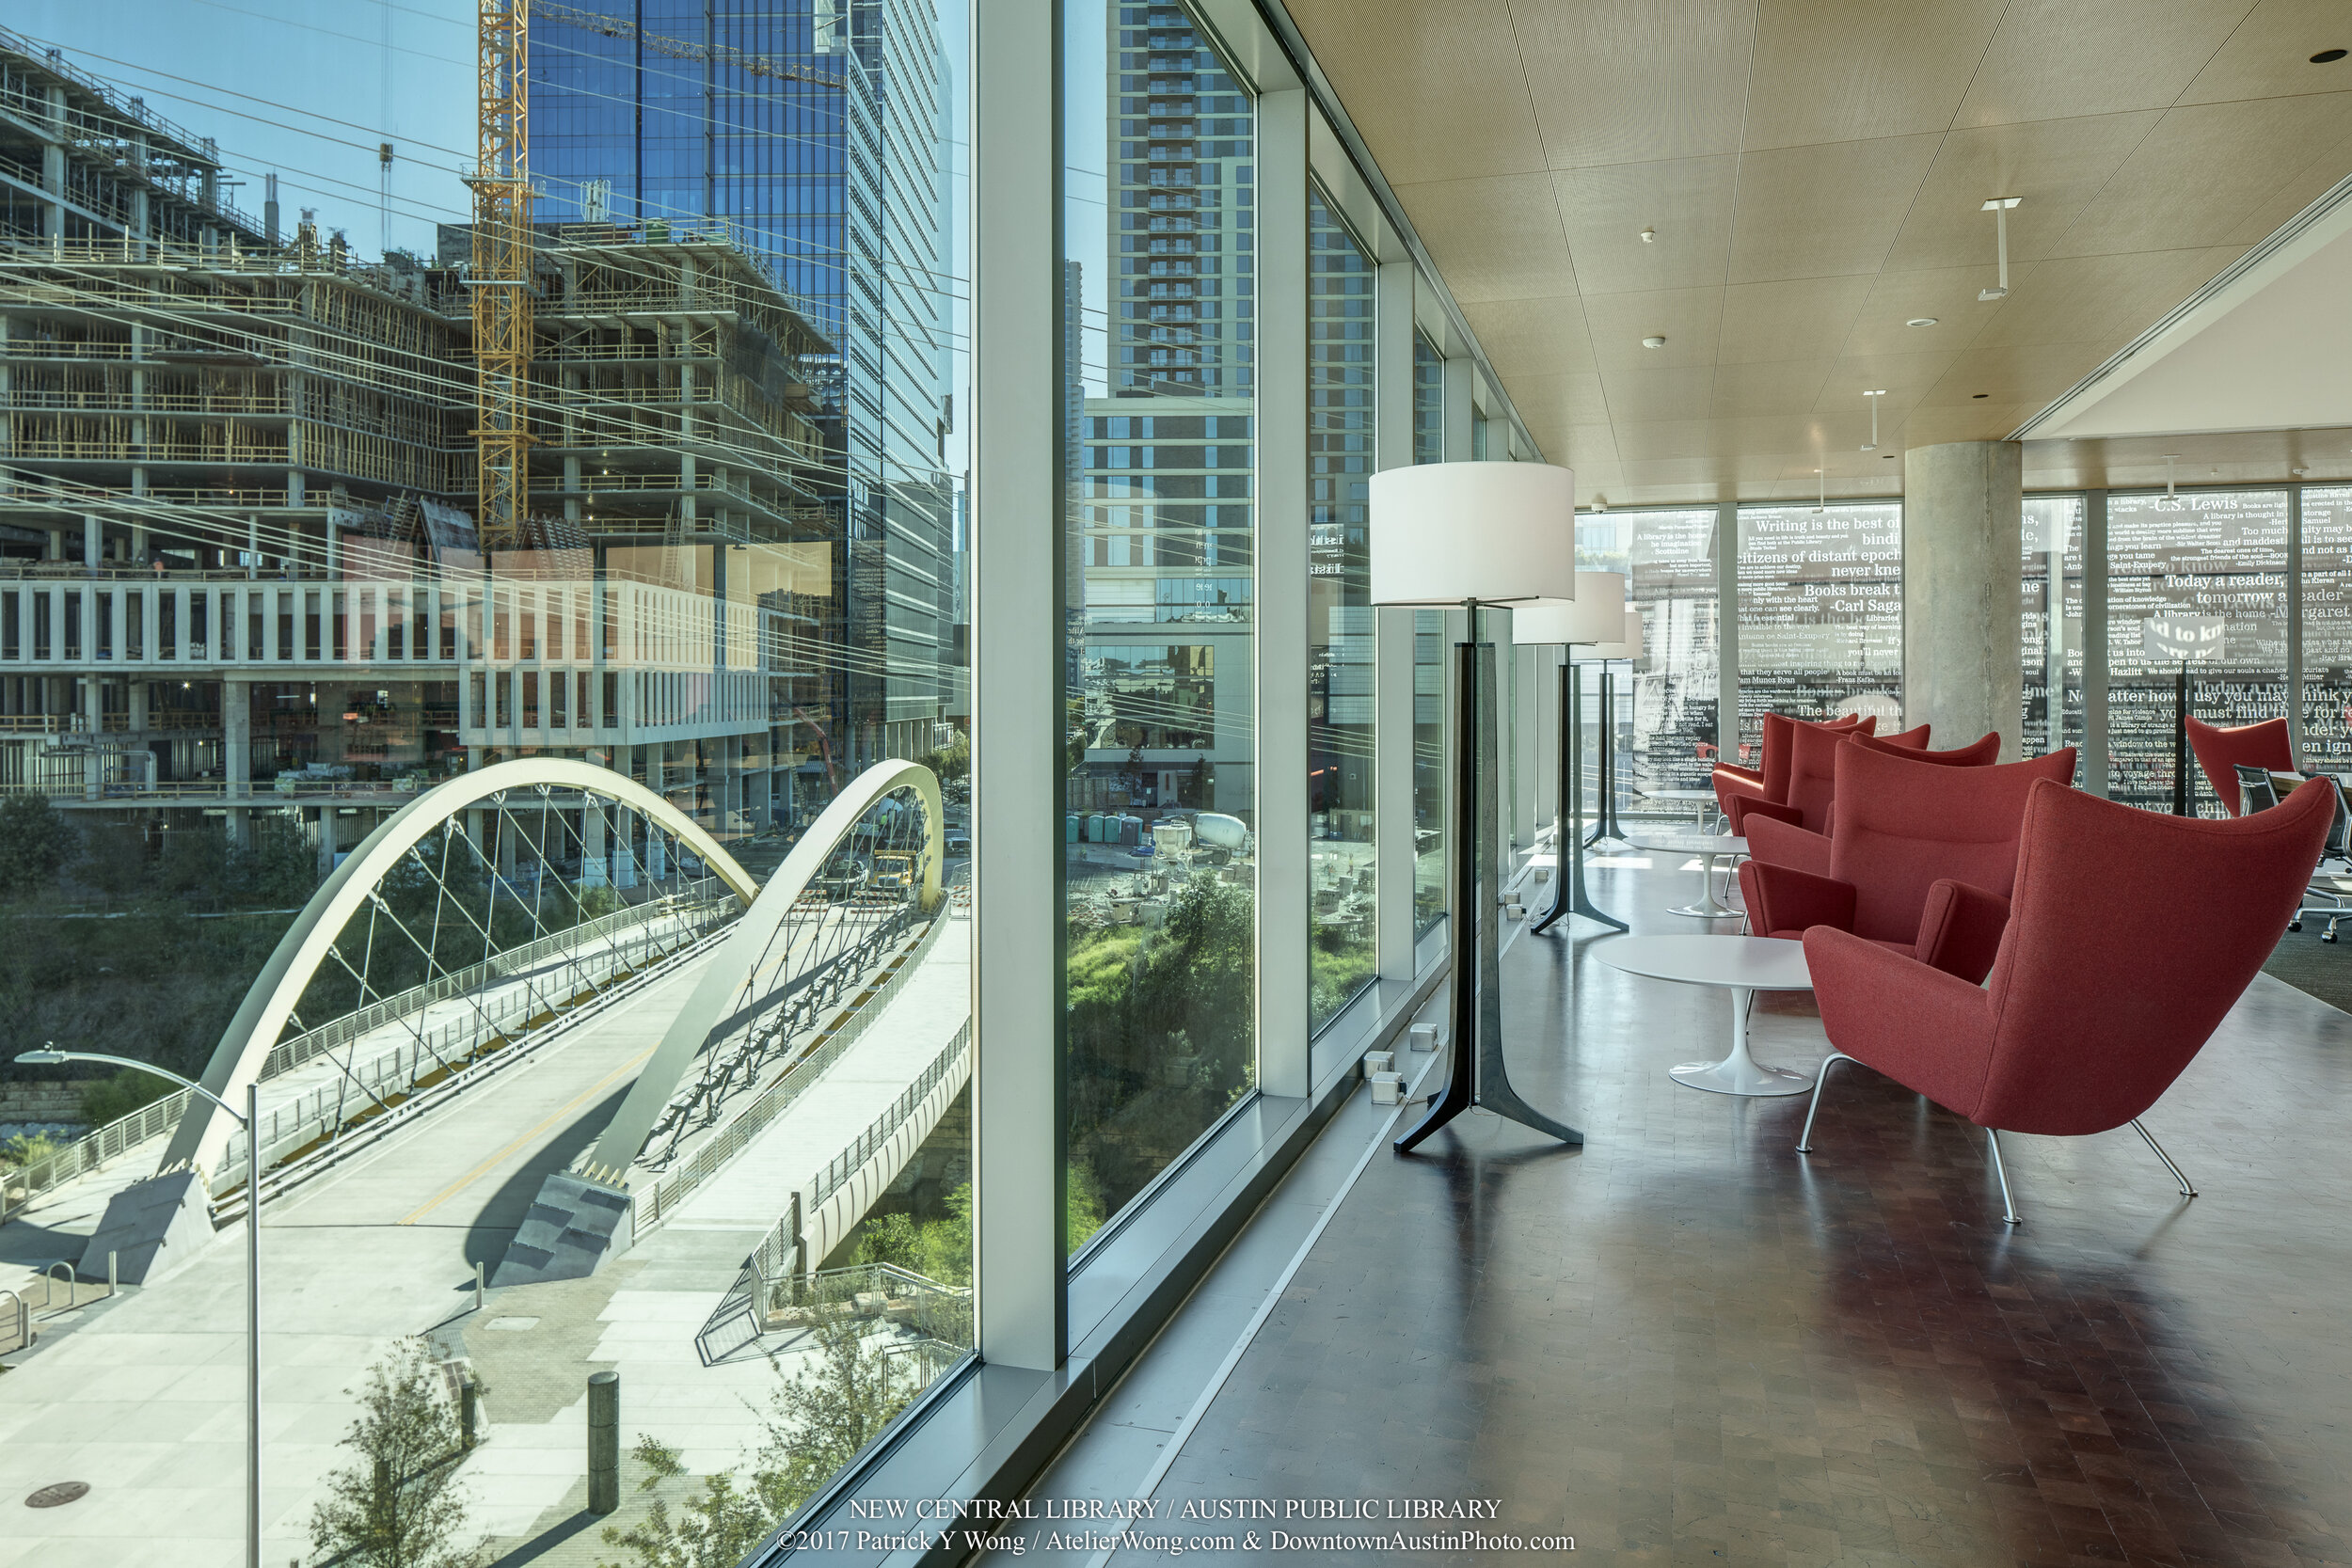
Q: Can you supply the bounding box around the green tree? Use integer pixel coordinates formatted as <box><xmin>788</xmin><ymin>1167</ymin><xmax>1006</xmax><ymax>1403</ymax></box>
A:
<box><xmin>75</xmin><ymin>820</ymin><xmax>150</xmax><ymax>905</ymax></box>
<box><xmin>0</xmin><ymin>795</ymin><xmax>73</xmax><ymax>901</ymax></box>
<box><xmin>155</xmin><ymin>818</ymin><xmax>231</xmax><ymax>905</ymax></box>
<box><xmin>232</xmin><ymin>814</ymin><xmax>319</xmax><ymax>907</ymax></box>
<box><xmin>596</xmin><ymin>1436</ymin><xmax>770</xmax><ymax>1568</ymax></box>
<box><xmin>307</xmin><ymin>1339</ymin><xmax>472</xmax><ymax>1568</ymax></box>
<box><xmin>79</xmin><ymin>1069</ymin><xmax>167</xmax><ymax>1129</ymax></box>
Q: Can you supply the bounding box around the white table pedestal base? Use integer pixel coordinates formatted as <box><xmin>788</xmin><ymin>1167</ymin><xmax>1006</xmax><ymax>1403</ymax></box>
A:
<box><xmin>1668</xmin><ymin>853</ymin><xmax>1740</xmax><ymax>920</ymax></box>
<box><xmin>1669</xmin><ymin>985</ymin><xmax>1815</xmax><ymax>1096</ymax></box>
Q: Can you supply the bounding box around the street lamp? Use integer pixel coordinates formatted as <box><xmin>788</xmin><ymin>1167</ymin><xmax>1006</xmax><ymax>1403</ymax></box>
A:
<box><xmin>18</xmin><ymin>1048</ymin><xmax>261</xmax><ymax>1568</ymax></box>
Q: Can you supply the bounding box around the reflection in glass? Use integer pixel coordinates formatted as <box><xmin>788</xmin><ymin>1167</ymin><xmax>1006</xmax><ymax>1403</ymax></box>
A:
<box><xmin>1309</xmin><ymin>190</ymin><xmax>1375</xmax><ymax>1031</ymax></box>
<box><xmin>2106</xmin><ymin>490</ymin><xmax>2289</xmax><ymax>812</ymax></box>
<box><xmin>1577</xmin><ymin>509</ymin><xmax>1721</xmax><ymax>797</ymax></box>
<box><xmin>1062</xmin><ymin>0</ymin><xmax>1259</xmax><ymax>1244</ymax></box>
<box><xmin>2303</xmin><ymin>488</ymin><xmax>2352</xmax><ymax>771</ymax></box>
<box><xmin>1737</xmin><ymin>502</ymin><xmax>1902</xmax><ymax>751</ymax></box>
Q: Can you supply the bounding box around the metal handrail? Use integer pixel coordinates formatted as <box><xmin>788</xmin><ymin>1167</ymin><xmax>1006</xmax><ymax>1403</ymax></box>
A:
<box><xmin>0</xmin><ymin>888</ymin><xmax>732</xmax><ymax>1226</ymax></box>
<box><xmin>0</xmin><ymin>1287</ymin><xmax>25</xmax><ymax>1354</ymax></box>
<box><xmin>805</xmin><ymin>1023</ymin><xmax>970</xmax><ymax>1213</ymax></box>
<box><xmin>629</xmin><ymin>913</ymin><xmax>948</xmax><ymax>1241</ymax></box>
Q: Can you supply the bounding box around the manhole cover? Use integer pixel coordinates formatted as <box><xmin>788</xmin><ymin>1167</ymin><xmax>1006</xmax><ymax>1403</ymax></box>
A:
<box><xmin>25</xmin><ymin>1482</ymin><xmax>88</xmax><ymax>1509</ymax></box>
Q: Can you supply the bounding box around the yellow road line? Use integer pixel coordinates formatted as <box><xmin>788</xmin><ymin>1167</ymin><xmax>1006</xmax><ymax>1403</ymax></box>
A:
<box><xmin>397</xmin><ymin>1047</ymin><xmax>656</xmax><ymax>1226</ymax></box>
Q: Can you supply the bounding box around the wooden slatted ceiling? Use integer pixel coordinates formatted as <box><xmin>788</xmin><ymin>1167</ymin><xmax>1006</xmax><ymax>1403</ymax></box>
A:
<box><xmin>1289</xmin><ymin>0</ymin><xmax>2352</xmax><ymax>499</ymax></box>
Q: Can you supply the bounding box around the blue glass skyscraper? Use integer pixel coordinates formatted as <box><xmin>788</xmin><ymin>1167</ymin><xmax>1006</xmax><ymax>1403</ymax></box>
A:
<box><xmin>530</xmin><ymin>0</ymin><xmax>956</xmax><ymax>764</ymax></box>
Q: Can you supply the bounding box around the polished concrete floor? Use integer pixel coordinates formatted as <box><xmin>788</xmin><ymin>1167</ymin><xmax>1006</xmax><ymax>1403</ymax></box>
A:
<box><xmin>991</xmin><ymin>849</ymin><xmax>2352</xmax><ymax>1567</ymax></box>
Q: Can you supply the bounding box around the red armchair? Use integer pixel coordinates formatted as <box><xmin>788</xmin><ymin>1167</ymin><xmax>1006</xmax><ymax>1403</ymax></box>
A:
<box><xmin>1711</xmin><ymin>712</ymin><xmax>1868</xmax><ymax>822</ymax></box>
<box><xmin>1798</xmin><ymin>776</ymin><xmax>2334</xmax><ymax>1223</ymax></box>
<box><xmin>1739</xmin><ymin>742</ymin><xmax>2077</xmax><ymax>981</ymax></box>
<box><xmin>1727</xmin><ymin>716</ymin><xmax>1885</xmax><ymax>838</ymax></box>
<box><xmin>1849</xmin><ymin>729</ymin><xmax>2003</xmax><ymax>768</ymax></box>
<box><xmin>1877</xmin><ymin>723</ymin><xmax>1932</xmax><ymax>750</ymax></box>
<box><xmin>2185</xmin><ymin>715</ymin><xmax>2293</xmax><ymax>815</ymax></box>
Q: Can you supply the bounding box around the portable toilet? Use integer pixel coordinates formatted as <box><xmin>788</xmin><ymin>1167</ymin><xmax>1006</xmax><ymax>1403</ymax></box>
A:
<box><xmin>1120</xmin><ymin>815</ymin><xmax>1144</xmax><ymax>847</ymax></box>
<box><xmin>1065</xmin><ymin>814</ymin><xmax>1081</xmax><ymax>843</ymax></box>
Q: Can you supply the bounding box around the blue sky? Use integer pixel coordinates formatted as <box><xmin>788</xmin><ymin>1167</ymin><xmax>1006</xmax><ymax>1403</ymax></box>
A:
<box><xmin>10</xmin><ymin>0</ymin><xmax>476</xmax><ymax>258</ymax></box>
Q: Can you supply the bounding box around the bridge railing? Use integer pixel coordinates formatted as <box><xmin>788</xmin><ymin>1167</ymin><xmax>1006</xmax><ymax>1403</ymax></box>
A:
<box><xmin>629</xmin><ymin>911</ymin><xmax>948</xmax><ymax>1242</ymax></box>
<box><xmin>260</xmin><ymin>877</ymin><xmax>729</xmax><ymax>1079</ymax></box>
<box><xmin>806</xmin><ymin>1022</ymin><xmax>970</xmax><ymax>1215</ymax></box>
<box><xmin>0</xmin><ymin>887</ymin><xmax>734</xmax><ymax>1227</ymax></box>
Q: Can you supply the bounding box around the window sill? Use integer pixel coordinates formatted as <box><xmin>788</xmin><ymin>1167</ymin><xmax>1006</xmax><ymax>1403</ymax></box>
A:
<box><xmin>762</xmin><ymin>925</ymin><xmax>1454</xmax><ymax>1566</ymax></box>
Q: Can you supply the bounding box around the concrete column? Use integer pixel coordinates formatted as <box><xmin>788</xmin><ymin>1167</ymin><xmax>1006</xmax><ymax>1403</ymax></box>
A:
<box><xmin>83</xmin><ymin>515</ymin><xmax>100</xmax><ymax>571</ymax></box>
<box><xmin>316</xmin><ymin>807</ymin><xmax>337</xmax><ymax>875</ymax></box>
<box><xmin>224</xmin><ymin>680</ymin><xmax>250</xmax><ymax>797</ymax></box>
<box><xmin>2083</xmin><ymin>490</ymin><xmax>2110</xmax><ymax>797</ymax></box>
<box><xmin>1902</xmin><ymin>441</ymin><xmax>2023</xmax><ymax>761</ymax></box>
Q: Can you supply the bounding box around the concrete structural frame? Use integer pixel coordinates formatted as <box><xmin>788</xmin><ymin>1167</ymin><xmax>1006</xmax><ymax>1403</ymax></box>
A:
<box><xmin>159</xmin><ymin>757</ymin><xmax>759</xmax><ymax>1187</ymax></box>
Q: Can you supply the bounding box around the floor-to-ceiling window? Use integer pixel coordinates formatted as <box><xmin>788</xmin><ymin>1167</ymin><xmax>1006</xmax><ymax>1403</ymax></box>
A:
<box><xmin>2302</xmin><ymin>487</ymin><xmax>2352</xmax><ymax>769</ymax></box>
<box><xmin>1307</xmin><ymin>188</ymin><xmax>1375</xmax><ymax>1030</ymax></box>
<box><xmin>1409</xmin><ymin>337</ymin><xmax>1446</xmax><ymax>936</ymax></box>
<box><xmin>2105</xmin><ymin>489</ymin><xmax>2289</xmax><ymax>812</ymax></box>
<box><xmin>1737</xmin><ymin>502</ymin><xmax>1902</xmax><ymax>752</ymax></box>
<box><xmin>1578</xmin><ymin>509</ymin><xmax>1721</xmax><ymax>800</ymax></box>
<box><xmin>2022</xmin><ymin>495</ymin><xmax>2086</xmax><ymax>759</ymax></box>
<box><xmin>1062</xmin><ymin>0</ymin><xmax>1259</xmax><ymax>1243</ymax></box>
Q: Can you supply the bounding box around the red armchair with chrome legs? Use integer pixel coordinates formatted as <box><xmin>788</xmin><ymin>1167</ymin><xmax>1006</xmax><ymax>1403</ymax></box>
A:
<box><xmin>1797</xmin><ymin>776</ymin><xmax>2333</xmax><ymax>1223</ymax></box>
<box><xmin>2185</xmin><ymin>715</ymin><xmax>2293</xmax><ymax>815</ymax></box>
<box><xmin>1850</xmin><ymin>729</ymin><xmax>2004</xmax><ymax>768</ymax></box>
<box><xmin>1739</xmin><ymin>742</ymin><xmax>2077</xmax><ymax>979</ymax></box>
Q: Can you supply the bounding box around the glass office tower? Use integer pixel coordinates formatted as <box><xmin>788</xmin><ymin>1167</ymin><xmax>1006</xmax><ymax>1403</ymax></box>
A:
<box><xmin>530</xmin><ymin>0</ymin><xmax>958</xmax><ymax>765</ymax></box>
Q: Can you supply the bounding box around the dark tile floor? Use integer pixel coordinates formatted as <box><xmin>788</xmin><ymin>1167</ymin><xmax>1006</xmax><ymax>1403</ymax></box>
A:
<box><xmin>993</xmin><ymin>851</ymin><xmax>2352</xmax><ymax>1567</ymax></box>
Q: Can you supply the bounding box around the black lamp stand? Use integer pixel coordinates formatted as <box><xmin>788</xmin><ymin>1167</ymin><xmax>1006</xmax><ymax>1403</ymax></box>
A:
<box><xmin>1397</xmin><ymin>621</ymin><xmax>1584</xmax><ymax>1154</ymax></box>
<box><xmin>1582</xmin><ymin>663</ymin><xmax>1629</xmax><ymax>846</ymax></box>
<box><xmin>1533</xmin><ymin>656</ymin><xmax>1624</xmax><ymax>935</ymax></box>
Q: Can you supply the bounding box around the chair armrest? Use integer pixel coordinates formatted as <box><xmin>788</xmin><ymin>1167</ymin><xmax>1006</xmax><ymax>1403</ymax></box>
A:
<box><xmin>1727</xmin><ymin>796</ymin><xmax>1802</xmax><ymax>835</ymax></box>
<box><xmin>1914</xmin><ymin>879</ymin><xmax>2010</xmax><ymax>984</ymax></box>
<box><xmin>1712</xmin><ymin>766</ymin><xmax>1769</xmax><ymax>817</ymax></box>
<box><xmin>1738</xmin><ymin>860</ymin><xmax>1856</xmax><ymax>938</ymax></box>
<box><xmin>1741</xmin><ymin>814</ymin><xmax>1833</xmax><ymax>877</ymax></box>
<box><xmin>1804</xmin><ymin>927</ymin><xmax>1996</xmax><ymax>1117</ymax></box>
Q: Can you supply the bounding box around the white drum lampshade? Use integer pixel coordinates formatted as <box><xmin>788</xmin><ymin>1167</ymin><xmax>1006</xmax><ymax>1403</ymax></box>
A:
<box><xmin>1368</xmin><ymin>462</ymin><xmax>1576</xmax><ymax>607</ymax></box>
<box><xmin>1513</xmin><ymin>572</ymin><xmax>1626</xmax><ymax>646</ymax></box>
<box><xmin>1583</xmin><ymin>607</ymin><xmax>1645</xmax><ymax>661</ymax></box>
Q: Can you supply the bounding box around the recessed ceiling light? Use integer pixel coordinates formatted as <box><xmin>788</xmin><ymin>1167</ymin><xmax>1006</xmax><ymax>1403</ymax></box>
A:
<box><xmin>1907</xmin><ymin>317</ymin><xmax>1937</xmax><ymax>327</ymax></box>
<box><xmin>1642</xmin><ymin>335</ymin><xmax>1667</xmax><ymax>349</ymax></box>
<box><xmin>2313</xmin><ymin>48</ymin><xmax>2346</xmax><ymax>62</ymax></box>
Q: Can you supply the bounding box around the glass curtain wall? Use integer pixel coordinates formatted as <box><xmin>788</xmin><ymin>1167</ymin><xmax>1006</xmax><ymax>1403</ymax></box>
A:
<box><xmin>1577</xmin><ymin>509</ymin><xmax>1721</xmax><ymax>799</ymax></box>
<box><xmin>2021</xmin><ymin>496</ymin><xmax>2086</xmax><ymax>758</ymax></box>
<box><xmin>1062</xmin><ymin>0</ymin><xmax>1259</xmax><ymax>1243</ymax></box>
<box><xmin>2302</xmin><ymin>488</ymin><xmax>2352</xmax><ymax>768</ymax></box>
<box><xmin>1737</xmin><ymin>502</ymin><xmax>1903</xmax><ymax>752</ymax></box>
<box><xmin>1307</xmin><ymin>189</ymin><xmax>1375</xmax><ymax>1029</ymax></box>
<box><xmin>2105</xmin><ymin>490</ymin><xmax>2289</xmax><ymax>811</ymax></box>
<box><xmin>1409</xmin><ymin>337</ymin><xmax>1446</xmax><ymax>936</ymax></box>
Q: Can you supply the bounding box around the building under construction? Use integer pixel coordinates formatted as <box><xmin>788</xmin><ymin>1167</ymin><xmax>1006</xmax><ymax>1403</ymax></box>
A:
<box><xmin>0</xmin><ymin>176</ymin><xmax>851</xmax><ymax>863</ymax></box>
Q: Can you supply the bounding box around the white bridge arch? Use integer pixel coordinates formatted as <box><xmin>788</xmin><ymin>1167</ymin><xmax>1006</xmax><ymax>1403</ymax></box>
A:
<box><xmin>581</xmin><ymin>755</ymin><xmax>942</xmax><ymax>1173</ymax></box>
<box><xmin>162</xmin><ymin>759</ymin><xmax>761</xmax><ymax>1187</ymax></box>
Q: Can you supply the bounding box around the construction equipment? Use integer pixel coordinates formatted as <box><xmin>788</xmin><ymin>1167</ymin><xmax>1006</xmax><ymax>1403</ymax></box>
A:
<box><xmin>469</xmin><ymin>0</ymin><xmax>533</xmax><ymax>551</ymax></box>
<box><xmin>527</xmin><ymin>1</ymin><xmax>849</xmax><ymax>93</ymax></box>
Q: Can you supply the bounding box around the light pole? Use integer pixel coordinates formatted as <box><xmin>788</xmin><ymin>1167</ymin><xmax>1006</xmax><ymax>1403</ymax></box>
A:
<box><xmin>18</xmin><ymin>1049</ymin><xmax>261</xmax><ymax>1568</ymax></box>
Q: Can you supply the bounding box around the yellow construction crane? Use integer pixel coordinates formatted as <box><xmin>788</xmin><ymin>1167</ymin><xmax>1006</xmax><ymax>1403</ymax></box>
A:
<box><xmin>468</xmin><ymin>2</ymin><xmax>847</xmax><ymax>550</ymax></box>
<box><xmin>527</xmin><ymin>1</ymin><xmax>850</xmax><ymax>93</ymax></box>
<box><xmin>470</xmin><ymin>0</ymin><xmax>532</xmax><ymax>552</ymax></box>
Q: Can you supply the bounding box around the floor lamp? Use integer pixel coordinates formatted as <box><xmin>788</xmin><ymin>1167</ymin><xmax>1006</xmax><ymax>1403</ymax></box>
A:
<box><xmin>1518</xmin><ymin>574</ymin><xmax>1628</xmax><ymax>936</ymax></box>
<box><xmin>1582</xmin><ymin>609</ymin><xmax>1644</xmax><ymax>848</ymax></box>
<box><xmin>1370</xmin><ymin>461</ymin><xmax>1584</xmax><ymax>1153</ymax></box>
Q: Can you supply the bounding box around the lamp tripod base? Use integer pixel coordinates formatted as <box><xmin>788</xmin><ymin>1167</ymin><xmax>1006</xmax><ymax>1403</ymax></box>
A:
<box><xmin>1533</xmin><ymin>661</ymin><xmax>1625</xmax><ymax>935</ymax></box>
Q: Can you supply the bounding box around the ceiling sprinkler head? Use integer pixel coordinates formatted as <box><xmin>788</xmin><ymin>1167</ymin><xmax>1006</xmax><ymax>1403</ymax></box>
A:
<box><xmin>1979</xmin><ymin>286</ymin><xmax>2010</xmax><ymax>301</ymax></box>
<box><xmin>1907</xmin><ymin>317</ymin><xmax>1938</xmax><ymax>327</ymax></box>
<box><xmin>1642</xmin><ymin>335</ymin><xmax>1667</xmax><ymax>349</ymax></box>
<box><xmin>1639</xmin><ymin>227</ymin><xmax>1655</xmax><ymax>244</ymax></box>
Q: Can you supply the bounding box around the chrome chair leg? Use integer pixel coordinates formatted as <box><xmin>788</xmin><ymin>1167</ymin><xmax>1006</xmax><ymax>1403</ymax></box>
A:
<box><xmin>2130</xmin><ymin>1118</ymin><xmax>2198</xmax><ymax>1197</ymax></box>
<box><xmin>1985</xmin><ymin>1127</ymin><xmax>2022</xmax><ymax>1226</ymax></box>
<box><xmin>1794</xmin><ymin>1052</ymin><xmax>1854</xmax><ymax>1153</ymax></box>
